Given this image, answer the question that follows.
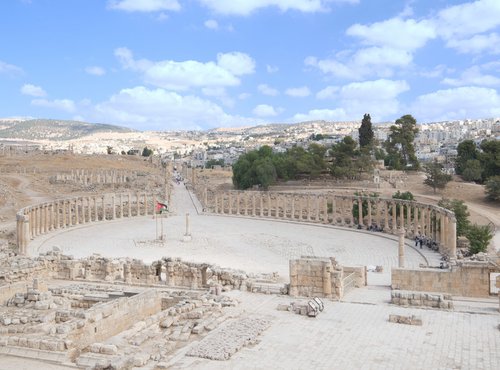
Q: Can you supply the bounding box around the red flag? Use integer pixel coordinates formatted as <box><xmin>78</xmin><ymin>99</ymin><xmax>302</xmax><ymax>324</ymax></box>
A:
<box><xmin>156</xmin><ymin>202</ymin><xmax>168</xmax><ymax>213</ymax></box>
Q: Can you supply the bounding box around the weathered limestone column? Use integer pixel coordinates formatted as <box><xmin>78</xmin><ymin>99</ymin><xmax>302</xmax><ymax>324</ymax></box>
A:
<box><xmin>398</xmin><ymin>227</ymin><xmax>406</xmax><ymax>268</ymax></box>
<box><xmin>93</xmin><ymin>196</ymin><xmax>98</xmax><ymax>221</ymax></box>
<box><xmin>439</xmin><ymin>212</ymin><xmax>446</xmax><ymax>246</ymax></box>
<box><xmin>119</xmin><ymin>194</ymin><xmax>123</xmax><ymax>218</ymax></box>
<box><xmin>259</xmin><ymin>195</ymin><xmax>264</xmax><ymax>217</ymax></box>
<box><xmin>112</xmin><ymin>195</ymin><xmax>116</xmax><ymax>220</ymax></box>
<box><xmin>127</xmin><ymin>193</ymin><xmax>132</xmax><ymax>217</ymax></box>
<box><xmin>323</xmin><ymin>197</ymin><xmax>329</xmax><ymax>224</ymax></box>
<box><xmin>315</xmin><ymin>196</ymin><xmax>320</xmax><ymax>222</ymax></box>
<box><xmin>391</xmin><ymin>202</ymin><xmax>397</xmax><ymax>233</ymax></box>
<box><xmin>252</xmin><ymin>194</ymin><xmax>256</xmax><ymax>216</ymax></box>
<box><xmin>340</xmin><ymin>198</ymin><xmax>345</xmax><ymax>226</ymax></box>
<box><xmin>183</xmin><ymin>213</ymin><xmax>192</xmax><ymax>241</ymax></box>
<box><xmin>266</xmin><ymin>193</ymin><xmax>271</xmax><ymax>217</ymax></box>
<box><xmin>291</xmin><ymin>196</ymin><xmax>295</xmax><ymax>220</ymax></box>
<box><xmin>55</xmin><ymin>201</ymin><xmax>60</xmax><ymax>229</ymax></box>
<box><xmin>68</xmin><ymin>201</ymin><xmax>73</xmax><ymax>226</ymax></box>
<box><xmin>135</xmin><ymin>193</ymin><xmax>140</xmax><ymax>216</ymax></box>
<box><xmin>376</xmin><ymin>200</ymin><xmax>381</xmax><ymax>228</ymax></box>
<box><xmin>16</xmin><ymin>213</ymin><xmax>29</xmax><ymax>255</ymax></box>
<box><xmin>349</xmin><ymin>198</ymin><xmax>354</xmax><ymax>226</ymax></box>
<box><xmin>449</xmin><ymin>216</ymin><xmax>457</xmax><ymax>258</ymax></box>
<box><xmin>367</xmin><ymin>199</ymin><xmax>372</xmax><ymax>227</ymax></box>
<box><xmin>143</xmin><ymin>193</ymin><xmax>148</xmax><ymax>215</ymax></box>
<box><xmin>228</xmin><ymin>192</ymin><xmax>232</xmax><ymax>215</ymax></box>
<box><xmin>62</xmin><ymin>202</ymin><xmax>67</xmax><ymax>228</ymax></box>
<box><xmin>384</xmin><ymin>201</ymin><xmax>389</xmax><ymax>230</ymax></box>
<box><xmin>323</xmin><ymin>263</ymin><xmax>332</xmax><ymax>298</ymax></box>
<box><xmin>420</xmin><ymin>207</ymin><xmax>426</xmax><ymax>235</ymax></box>
<box><xmin>357</xmin><ymin>197</ymin><xmax>363</xmax><ymax>226</ymax></box>
<box><xmin>75</xmin><ymin>199</ymin><xmax>80</xmax><ymax>225</ymax></box>
<box><xmin>307</xmin><ymin>196</ymin><xmax>312</xmax><ymax>221</ymax></box>
<box><xmin>244</xmin><ymin>193</ymin><xmax>248</xmax><ymax>216</ymax></box>
<box><xmin>331</xmin><ymin>197</ymin><xmax>337</xmax><ymax>225</ymax></box>
<box><xmin>426</xmin><ymin>208</ymin><xmax>432</xmax><ymax>237</ymax></box>
<box><xmin>86</xmin><ymin>197</ymin><xmax>91</xmax><ymax>222</ymax></box>
<box><xmin>406</xmin><ymin>205</ymin><xmax>412</xmax><ymax>235</ymax></box>
<box><xmin>399</xmin><ymin>201</ymin><xmax>404</xmax><ymax>228</ymax></box>
<box><xmin>236</xmin><ymin>192</ymin><xmax>241</xmax><ymax>215</ymax></box>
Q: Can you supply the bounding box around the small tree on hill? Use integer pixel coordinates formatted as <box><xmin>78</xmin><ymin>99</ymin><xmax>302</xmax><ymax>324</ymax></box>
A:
<box><xmin>424</xmin><ymin>160</ymin><xmax>451</xmax><ymax>193</ymax></box>
<box><xmin>142</xmin><ymin>147</ymin><xmax>153</xmax><ymax>157</ymax></box>
<box><xmin>485</xmin><ymin>175</ymin><xmax>500</xmax><ymax>201</ymax></box>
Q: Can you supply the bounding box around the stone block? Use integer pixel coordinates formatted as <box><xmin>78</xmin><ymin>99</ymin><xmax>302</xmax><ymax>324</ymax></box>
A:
<box><xmin>100</xmin><ymin>344</ymin><xmax>118</xmax><ymax>355</ymax></box>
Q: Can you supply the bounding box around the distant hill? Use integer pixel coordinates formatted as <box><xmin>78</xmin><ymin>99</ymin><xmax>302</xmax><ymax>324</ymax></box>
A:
<box><xmin>0</xmin><ymin>119</ymin><xmax>134</xmax><ymax>140</ymax></box>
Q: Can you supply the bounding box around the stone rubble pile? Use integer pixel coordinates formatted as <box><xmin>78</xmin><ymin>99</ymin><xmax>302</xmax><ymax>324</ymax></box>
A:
<box><xmin>186</xmin><ymin>317</ymin><xmax>271</xmax><ymax>361</ymax></box>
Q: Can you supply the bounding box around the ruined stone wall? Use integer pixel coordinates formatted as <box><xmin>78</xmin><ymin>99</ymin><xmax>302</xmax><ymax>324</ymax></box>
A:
<box><xmin>392</xmin><ymin>262</ymin><xmax>494</xmax><ymax>298</ymax></box>
<box><xmin>68</xmin><ymin>289</ymin><xmax>162</xmax><ymax>349</ymax></box>
<box><xmin>289</xmin><ymin>257</ymin><xmax>343</xmax><ymax>299</ymax></box>
<box><xmin>0</xmin><ymin>282</ymin><xmax>29</xmax><ymax>304</ymax></box>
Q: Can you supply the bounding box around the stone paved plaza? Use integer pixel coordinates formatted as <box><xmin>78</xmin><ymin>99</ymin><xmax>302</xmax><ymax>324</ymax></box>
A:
<box><xmin>12</xmin><ymin>183</ymin><xmax>499</xmax><ymax>369</ymax></box>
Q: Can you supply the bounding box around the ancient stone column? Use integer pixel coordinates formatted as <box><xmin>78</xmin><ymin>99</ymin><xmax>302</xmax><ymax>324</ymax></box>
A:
<box><xmin>398</xmin><ymin>227</ymin><xmax>406</xmax><ymax>268</ymax></box>
<box><xmin>399</xmin><ymin>201</ymin><xmax>405</xmax><ymax>229</ymax></box>
<box><xmin>75</xmin><ymin>199</ymin><xmax>80</xmax><ymax>225</ymax></box>
<box><xmin>228</xmin><ymin>192</ymin><xmax>233</xmax><ymax>215</ymax></box>
<box><xmin>331</xmin><ymin>197</ymin><xmax>337</xmax><ymax>225</ymax></box>
<box><xmin>323</xmin><ymin>197</ymin><xmax>329</xmax><ymax>224</ymax></box>
<box><xmin>112</xmin><ymin>195</ymin><xmax>116</xmax><ymax>220</ymax></box>
<box><xmin>340</xmin><ymin>198</ymin><xmax>345</xmax><ymax>226</ymax></box>
<box><xmin>323</xmin><ymin>263</ymin><xmax>332</xmax><ymax>298</ymax></box>
<box><xmin>86</xmin><ymin>197</ymin><xmax>91</xmax><ymax>223</ymax></box>
<box><xmin>391</xmin><ymin>202</ymin><xmax>397</xmax><ymax>233</ymax></box>
<box><xmin>252</xmin><ymin>194</ymin><xmax>256</xmax><ymax>216</ymax></box>
<box><xmin>214</xmin><ymin>193</ymin><xmax>219</xmax><ymax>213</ymax></box>
<box><xmin>449</xmin><ymin>216</ymin><xmax>457</xmax><ymax>259</ymax></box>
<box><xmin>307</xmin><ymin>196</ymin><xmax>312</xmax><ymax>221</ymax></box>
<box><xmin>236</xmin><ymin>192</ymin><xmax>241</xmax><ymax>215</ymax></box>
<box><xmin>68</xmin><ymin>201</ymin><xmax>73</xmax><ymax>226</ymax></box>
<box><xmin>367</xmin><ymin>199</ymin><xmax>372</xmax><ymax>227</ymax></box>
<box><xmin>291</xmin><ymin>196</ymin><xmax>295</xmax><ymax>220</ymax></box>
<box><xmin>315</xmin><ymin>196</ymin><xmax>320</xmax><ymax>222</ymax></box>
<box><xmin>135</xmin><ymin>193</ymin><xmax>140</xmax><ymax>217</ymax></box>
<box><xmin>55</xmin><ymin>201</ymin><xmax>60</xmax><ymax>229</ymax></box>
<box><xmin>61</xmin><ymin>202</ymin><xmax>67</xmax><ymax>228</ymax></box>
<box><xmin>260</xmin><ymin>195</ymin><xmax>264</xmax><ymax>217</ymax></box>
<box><xmin>357</xmin><ymin>197</ymin><xmax>363</xmax><ymax>226</ymax></box>
<box><xmin>127</xmin><ymin>193</ymin><xmax>131</xmax><ymax>217</ymax></box>
<box><xmin>384</xmin><ymin>201</ymin><xmax>389</xmax><ymax>230</ymax></box>
<box><xmin>92</xmin><ymin>197</ymin><xmax>98</xmax><ymax>221</ymax></box>
<box><xmin>349</xmin><ymin>198</ymin><xmax>354</xmax><ymax>226</ymax></box>
<box><xmin>406</xmin><ymin>205</ymin><xmax>412</xmax><ymax>235</ymax></box>
<box><xmin>244</xmin><ymin>193</ymin><xmax>248</xmax><ymax>216</ymax></box>
<box><xmin>267</xmin><ymin>193</ymin><xmax>271</xmax><ymax>217</ymax></box>
<box><xmin>119</xmin><ymin>194</ymin><xmax>123</xmax><ymax>218</ymax></box>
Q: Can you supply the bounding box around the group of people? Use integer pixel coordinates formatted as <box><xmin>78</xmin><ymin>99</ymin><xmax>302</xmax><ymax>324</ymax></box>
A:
<box><xmin>414</xmin><ymin>234</ymin><xmax>438</xmax><ymax>250</ymax></box>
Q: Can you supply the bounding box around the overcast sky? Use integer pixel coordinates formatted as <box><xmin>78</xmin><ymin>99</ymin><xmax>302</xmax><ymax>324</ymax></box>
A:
<box><xmin>1</xmin><ymin>0</ymin><xmax>500</xmax><ymax>130</ymax></box>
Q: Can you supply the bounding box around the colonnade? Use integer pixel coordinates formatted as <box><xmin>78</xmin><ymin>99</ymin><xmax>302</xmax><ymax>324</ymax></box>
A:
<box><xmin>53</xmin><ymin>169</ymin><xmax>134</xmax><ymax>185</ymax></box>
<box><xmin>16</xmin><ymin>193</ymin><xmax>158</xmax><ymax>255</ymax></box>
<box><xmin>203</xmin><ymin>189</ymin><xmax>457</xmax><ymax>258</ymax></box>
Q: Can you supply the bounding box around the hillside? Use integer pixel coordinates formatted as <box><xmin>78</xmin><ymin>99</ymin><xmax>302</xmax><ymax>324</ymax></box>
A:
<box><xmin>0</xmin><ymin>119</ymin><xmax>134</xmax><ymax>141</ymax></box>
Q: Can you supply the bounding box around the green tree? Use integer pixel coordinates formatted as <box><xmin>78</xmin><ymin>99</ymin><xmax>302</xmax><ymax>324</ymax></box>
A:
<box><xmin>479</xmin><ymin>139</ymin><xmax>500</xmax><ymax>181</ymax></box>
<box><xmin>485</xmin><ymin>175</ymin><xmax>500</xmax><ymax>201</ymax></box>
<box><xmin>358</xmin><ymin>113</ymin><xmax>374</xmax><ymax>150</ymax></box>
<box><xmin>330</xmin><ymin>136</ymin><xmax>361</xmax><ymax>179</ymax></box>
<box><xmin>438</xmin><ymin>199</ymin><xmax>470</xmax><ymax>237</ymax></box>
<box><xmin>466</xmin><ymin>224</ymin><xmax>493</xmax><ymax>254</ymax></box>
<box><xmin>455</xmin><ymin>140</ymin><xmax>479</xmax><ymax>175</ymax></box>
<box><xmin>424</xmin><ymin>160</ymin><xmax>452</xmax><ymax>193</ymax></box>
<box><xmin>205</xmin><ymin>159</ymin><xmax>225</xmax><ymax>168</ymax></box>
<box><xmin>142</xmin><ymin>147</ymin><xmax>153</xmax><ymax>157</ymax></box>
<box><xmin>462</xmin><ymin>159</ymin><xmax>483</xmax><ymax>182</ymax></box>
<box><xmin>384</xmin><ymin>114</ymin><xmax>419</xmax><ymax>170</ymax></box>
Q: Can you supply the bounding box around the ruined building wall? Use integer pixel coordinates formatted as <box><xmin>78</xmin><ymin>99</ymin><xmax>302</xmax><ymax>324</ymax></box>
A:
<box><xmin>392</xmin><ymin>262</ymin><xmax>493</xmax><ymax>298</ymax></box>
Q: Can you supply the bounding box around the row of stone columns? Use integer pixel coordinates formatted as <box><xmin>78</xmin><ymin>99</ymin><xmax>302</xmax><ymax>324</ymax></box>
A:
<box><xmin>206</xmin><ymin>190</ymin><xmax>457</xmax><ymax>259</ymax></box>
<box><xmin>16</xmin><ymin>193</ymin><xmax>158</xmax><ymax>255</ymax></box>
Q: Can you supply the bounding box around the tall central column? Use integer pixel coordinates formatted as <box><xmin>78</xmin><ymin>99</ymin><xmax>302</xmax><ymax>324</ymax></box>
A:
<box><xmin>398</xmin><ymin>227</ymin><xmax>406</xmax><ymax>268</ymax></box>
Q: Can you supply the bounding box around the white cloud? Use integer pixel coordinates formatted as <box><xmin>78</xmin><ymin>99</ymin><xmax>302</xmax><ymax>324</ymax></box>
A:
<box><xmin>316</xmin><ymin>86</ymin><xmax>339</xmax><ymax>100</ymax></box>
<box><xmin>217</xmin><ymin>52</ymin><xmax>255</xmax><ymax>76</ymax></box>
<box><xmin>204</xmin><ymin>19</ymin><xmax>219</xmax><ymax>29</ymax></box>
<box><xmin>20</xmin><ymin>84</ymin><xmax>47</xmax><ymax>97</ymax></box>
<box><xmin>0</xmin><ymin>60</ymin><xmax>23</xmax><ymax>75</ymax></box>
<box><xmin>258</xmin><ymin>84</ymin><xmax>279</xmax><ymax>96</ymax></box>
<box><xmin>201</xmin><ymin>87</ymin><xmax>234</xmax><ymax>107</ymax></box>
<box><xmin>293</xmin><ymin>108</ymin><xmax>348</xmax><ymax>122</ymax></box>
<box><xmin>445</xmin><ymin>32</ymin><xmax>500</xmax><ymax>54</ymax></box>
<box><xmin>441</xmin><ymin>66</ymin><xmax>500</xmax><ymax>87</ymax></box>
<box><xmin>115</xmin><ymin>48</ymin><xmax>255</xmax><ymax>90</ymax></box>
<box><xmin>266</xmin><ymin>65</ymin><xmax>279</xmax><ymax>73</ymax></box>
<box><xmin>108</xmin><ymin>0</ymin><xmax>180</xmax><ymax>12</ymax></box>
<box><xmin>285</xmin><ymin>86</ymin><xmax>311</xmax><ymax>97</ymax></box>
<box><xmin>436</xmin><ymin>0</ymin><xmax>500</xmax><ymax>40</ymax></box>
<box><xmin>305</xmin><ymin>46</ymin><xmax>412</xmax><ymax>80</ymax></box>
<box><xmin>196</xmin><ymin>0</ymin><xmax>358</xmax><ymax>16</ymax></box>
<box><xmin>238</xmin><ymin>92</ymin><xmax>251</xmax><ymax>100</ymax></box>
<box><xmin>91</xmin><ymin>86</ymin><xmax>257</xmax><ymax>130</ymax></box>
<box><xmin>347</xmin><ymin>18</ymin><xmax>436</xmax><ymax>51</ymax></box>
<box><xmin>339</xmin><ymin>79</ymin><xmax>409</xmax><ymax>100</ymax></box>
<box><xmin>412</xmin><ymin>86</ymin><xmax>500</xmax><ymax>122</ymax></box>
<box><xmin>420</xmin><ymin>64</ymin><xmax>454</xmax><ymax>79</ymax></box>
<box><xmin>31</xmin><ymin>98</ymin><xmax>76</xmax><ymax>112</ymax></box>
<box><xmin>253</xmin><ymin>104</ymin><xmax>279</xmax><ymax>117</ymax></box>
<box><xmin>85</xmin><ymin>66</ymin><xmax>106</xmax><ymax>76</ymax></box>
